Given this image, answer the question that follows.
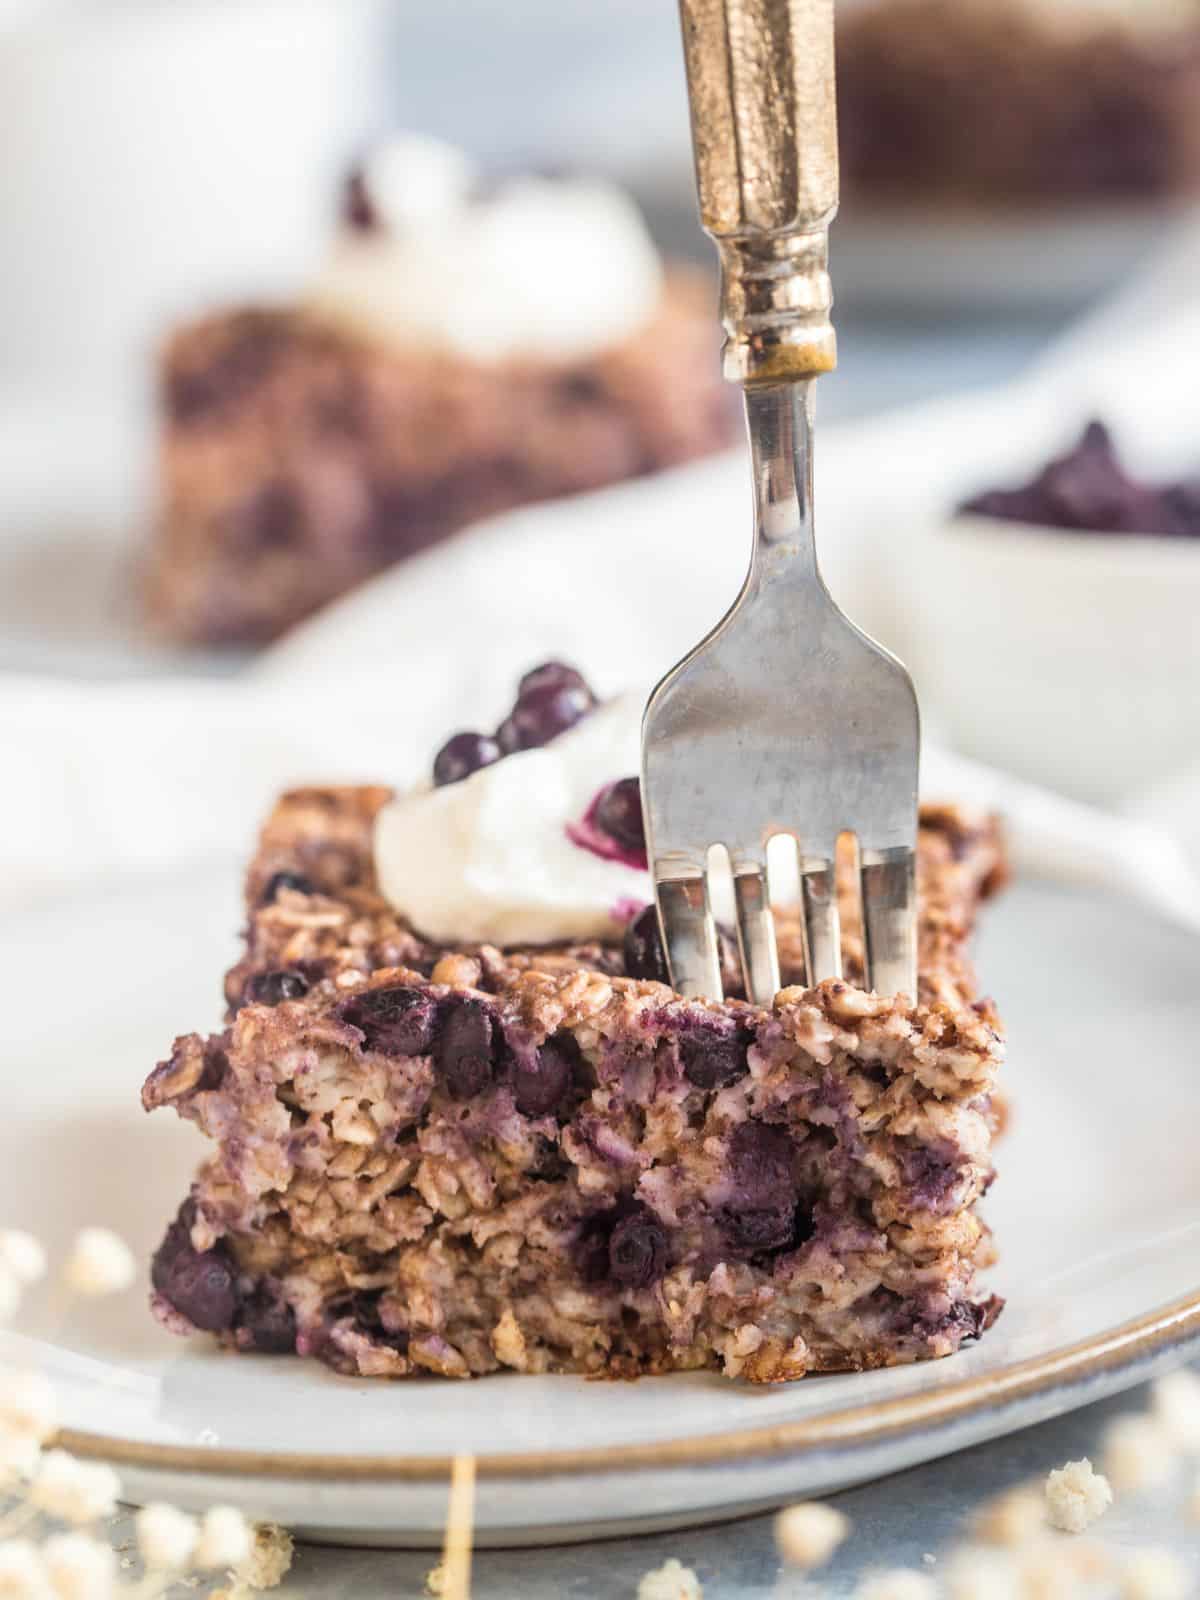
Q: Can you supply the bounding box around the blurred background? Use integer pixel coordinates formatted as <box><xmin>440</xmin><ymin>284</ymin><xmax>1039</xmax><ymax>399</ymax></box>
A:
<box><xmin>4</xmin><ymin>0</ymin><xmax>1200</xmax><ymax>847</ymax></box>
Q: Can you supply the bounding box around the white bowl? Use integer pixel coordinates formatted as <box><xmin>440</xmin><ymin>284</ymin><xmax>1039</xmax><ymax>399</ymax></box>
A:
<box><xmin>892</xmin><ymin>512</ymin><xmax>1200</xmax><ymax>806</ymax></box>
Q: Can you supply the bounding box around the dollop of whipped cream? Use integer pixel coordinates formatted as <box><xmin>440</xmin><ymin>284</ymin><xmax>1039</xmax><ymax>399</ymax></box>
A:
<box><xmin>374</xmin><ymin>693</ymin><xmax>650</xmax><ymax>946</ymax></box>
<box><xmin>306</xmin><ymin>133</ymin><xmax>665</xmax><ymax>363</ymax></box>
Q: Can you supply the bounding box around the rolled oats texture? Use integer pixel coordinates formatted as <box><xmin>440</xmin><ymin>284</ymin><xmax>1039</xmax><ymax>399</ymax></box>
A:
<box><xmin>636</xmin><ymin>1557</ymin><xmax>703</xmax><ymax>1600</ymax></box>
<box><xmin>1103</xmin><ymin>1416</ymin><xmax>1177</xmax><ymax>1495</ymax></box>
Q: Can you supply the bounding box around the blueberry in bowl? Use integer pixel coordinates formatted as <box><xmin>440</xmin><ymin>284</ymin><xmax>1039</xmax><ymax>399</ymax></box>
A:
<box><xmin>890</xmin><ymin>420</ymin><xmax>1200</xmax><ymax>803</ymax></box>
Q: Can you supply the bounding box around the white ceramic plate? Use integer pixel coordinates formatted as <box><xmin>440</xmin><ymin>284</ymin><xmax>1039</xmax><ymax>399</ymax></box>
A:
<box><xmin>3</xmin><ymin>866</ymin><xmax>1199</xmax><ymax>1547</ymax></box>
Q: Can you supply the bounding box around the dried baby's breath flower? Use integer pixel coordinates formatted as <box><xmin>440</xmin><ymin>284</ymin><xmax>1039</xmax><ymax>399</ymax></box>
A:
<box><xmin>29</xmin><ymin>1452</ymin><xmax>119</xmax><ymax>1525</ymax></box>
<box><xmin>774</xmin><ymin>1501</ymin><xmax>850</xmax><ymax>1569</ymax></box>
<box><xmin>41</xmin><ymin>1531</ymin><xmax>115</xmax><ymax>1600</ymax></box>
<box><xmin>1103</xmin><ymin>1416</ymin><xmax>1177</xmax><ymax>1496</ymax></box>
<box><xmin>0</xmin><ymin>1434</ymin><xmax>40</xmax><ymax>1486</ymax></box>
<box><xmin>1150</xmin><ymin>1369</ymin><xmax>1200</xmax><ymax>1454</ymax></box>
<box><xmin>941</xmin><ymin>1546</ymin><xmax>1020</xmax><ymax>1600</ymax></box>
<box><xmin>854</xmin><ymin>1571</ymin><xmax>937</xmax><ymax>1600</ymax></box>
<box><xmin>1044</xmin><ymin>1458</ymin><xmax>1112</xmax><ymax>1533</ymax></box>
<box><xmin>1013</xmin><ymin>1537</ymin><xmax>1111</xmax><ymax>1600</ymax></box>
<box><xmin>1019</xmin><ymin>1543</ymin><xmax>1088</xmax><ymax>1600</ymax></box>
<box><xmin>61</xmin><ymin>1232</ymin><xmax>135</xmax><ymax>1298</ymax></box>
<box><xmin>972</xmin><ymin>1486</ymin><xmax>1044</xmax><ymax>1547</ymax></box>
<box><xmin>134</xmin><ymin>1504</ymin><xmax>197</xmax><ymax>1572</ymax></box>
<box><xmin>1119</xmin><ymin>1548</ymin><xmax>1190</xmax><ymax>1600</ymax></box>
<box><xmin>0</xmin><ymin>1236</ymin><xmax>46</xmax><ymax>1289</ymax></box>
<box><xmin>234</xmin><ymin>1524</ymin><xmax>293</xmax><ymax>1591</ymax></box>
<box><xmin>0</xmin><ymin>1270</ymin><xmax>22</xmax><ymax>1327</ymax></box>
<box><xmin>0</xmin><ymin>1538</ymin><xmax>48</xmax><ymax>1598</ymax></box>
<box><xmin>194</xmin><ymin>1507</ymin><xmax>252</xmax><ymax>1572</ymax></box>
<box><xmin>636</xmin><ymin>1557</ymin><xmax>703</xmax><ymax>1600</ymax></box>
<box><xmin>0</xmin><ymin>1370</ymin><xmax>56</xmax><ymax>1443</ymax></box>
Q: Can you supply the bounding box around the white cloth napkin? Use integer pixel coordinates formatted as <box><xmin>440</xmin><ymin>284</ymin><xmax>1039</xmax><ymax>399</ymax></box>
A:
<box><xmin>5</xmin><ymin>227</ymin><xmax>1200</xmax><ymax>932</ymax></box>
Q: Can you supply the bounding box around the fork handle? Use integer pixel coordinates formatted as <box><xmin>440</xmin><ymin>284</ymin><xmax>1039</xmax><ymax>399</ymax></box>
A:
<box><xmin>677</xmin><ymin>0</ymin><xmax>838</xmax><ymax>385</ymax></box>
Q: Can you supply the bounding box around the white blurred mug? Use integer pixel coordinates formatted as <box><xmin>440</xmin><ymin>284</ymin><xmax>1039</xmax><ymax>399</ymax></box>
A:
<box><xmin>0</xmin><ymin>0</ymin><xmax>386</xmax><ymax>396</ymax></box>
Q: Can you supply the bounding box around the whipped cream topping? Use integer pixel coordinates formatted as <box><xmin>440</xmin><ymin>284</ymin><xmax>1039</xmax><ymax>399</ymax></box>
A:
<box><xmin>305</xmin><ymin>134</ymin><xmax>665</xmax><ymax>363</ymax></box>
<box><xmin>374</xmin><ymin>694</ymin><xmax>651</xmax><ymax>946</ymax></box>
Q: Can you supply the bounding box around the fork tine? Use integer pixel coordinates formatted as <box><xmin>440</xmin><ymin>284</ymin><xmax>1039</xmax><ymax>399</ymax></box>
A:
<box><xmin>731</xmin><ymin>858</ymin><xmax>780</xmax><ymax>1008</ymax></box>
<box><xmin>655</xmin><ymin>874</ymin><xmax>724</xmax><ymax>1001</ymax></box>
<box><xmin>861</xmin><ymin>846</ymin><xmax>918</xmax><ymax>999</ymax></box>
<box><xmin>800</xmin><ymin>859</ymin><xmax>841</xmax><ymax>986</ymax></box>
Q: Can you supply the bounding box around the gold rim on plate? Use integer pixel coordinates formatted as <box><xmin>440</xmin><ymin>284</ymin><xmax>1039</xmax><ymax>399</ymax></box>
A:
<box><xmin>59</xmin><ymin>1289</ymin><xmax>1200</xmax><ymax>1482</ymax></box>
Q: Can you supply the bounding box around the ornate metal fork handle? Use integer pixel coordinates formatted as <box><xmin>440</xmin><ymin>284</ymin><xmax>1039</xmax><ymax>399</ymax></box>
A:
<box><xmin>678</xmin><ymin>0</ymin><xmax>839</xmax><ymax>388</ymax></box>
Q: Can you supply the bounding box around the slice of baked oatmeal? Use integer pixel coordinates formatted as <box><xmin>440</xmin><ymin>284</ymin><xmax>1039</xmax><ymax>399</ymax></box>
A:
<box><xmin>145</xmin><ymin>140</ymin><xmax>734</xmax><ymax>646</ymax></box>
<box><xmin>142</xmin><ymin>685</ymin><xmax>1007</xmax><ymax>1380</ymax></box>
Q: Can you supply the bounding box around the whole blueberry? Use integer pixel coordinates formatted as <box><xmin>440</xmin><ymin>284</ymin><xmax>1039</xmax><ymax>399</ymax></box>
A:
<box><xmin>513</xmin><ymin>1033</ymin><xmax>582</xmax><ymax>1119</ymax></box>
<box><xmin>517</xmin><ymin>661</ymin><xmax>594</xmax><ymax>701</ymax></box>
<box><xmin>723</xmin><ymin>1203</ymin><xmax>796</xmax><ymax>1253</ymax></box>
<box><xmin>608</xmin><ymin>1205</ymin><xmax>669</xmax><ymax>1288</ymax></box>
<box><xmin>593</xmin><ymin>777</ymin><xmax>646</xmax><ymax>857</ymax></box>
<box><xmin>433</xmin><ymin>731</ymin><xmax>502</xmax><ymax>787</ymax></box>
<box><xmin>496</xmin><ymin>682</ymin><xmax>594</xmax><ymax>754</ymax></box>
<box><xmin>622</xmin><ymin>905</ymin><xmax>669</xmax><ymax>984</ymax></box>
<box><xmin>244</xmin><ymin>969</ymin><xmax>309</xmax><ymax>1007</ymax></box>
<box><xmin>680</xmin><ymin>1025</ymin><xmax>752</xmax><ymax>1090</ymax></box>
<box><xmin>151</xmin><ymin>1208</ymin><xmax>238</xmax><ymax>1333</ymax></box>
<box><xmin>237</xmin><ymin>1285</ymin><xmax>297</xmax><ymax>1354</ymax></box>
<box><xmin>339</xmin><ymin>986</ymin><xmax>438</xmax><ymax>1056</ymax></box>
<box><xmin>260</xmin><ymin>870</ymin><xmax>315</xmax><ymax>904</ymax></box>
<box><xmin>728</xmin><ymin>1121</ymin><xmax>795</xmax><ymax>1193</ymax></box>
<box><xmin>435</xmin><ymin>997</ymin><xmax>496</xmax><ymax>1099</ymax></box>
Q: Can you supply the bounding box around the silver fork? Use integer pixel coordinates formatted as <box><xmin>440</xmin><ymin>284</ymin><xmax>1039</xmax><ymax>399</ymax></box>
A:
<box><xmin>641</xmin><ymin>0</ymin><xmax>919</xmax><ymax>1007</ymax></box>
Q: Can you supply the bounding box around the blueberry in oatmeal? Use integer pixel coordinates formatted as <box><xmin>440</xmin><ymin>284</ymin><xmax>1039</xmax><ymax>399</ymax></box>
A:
<box><xmin>608</xmin><ymin>1205</ymin><xmax>669</xmax><ymax>1288</ymax></box>
<box><xmin>338</xmin><ymin>985</ymin><xmax>438</xmax><ymax>1056</ymax></box>
<box><xmin>434</xmin><ymin>997</ymin><xmax>497</xmax><ymax>1099</ymax></box>
<box><xmin>512</xmin><ymin>1033</ymin><xmax>584</xmax><ymax>1120</ymax></box>
<box><xmin>244</xmin><ymin>970</ymin><xmax>309</xmax><ymax>1007</ymax></box>
<box><xmin>150</xmin><ymin>1204</ymin><xmax>238</xmax><ymax>1334</ymax></box>
<box><xmin>679</xmin><ymin>1023</ymin><xmax>752</xmax><ymax>1090</ymax></box>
